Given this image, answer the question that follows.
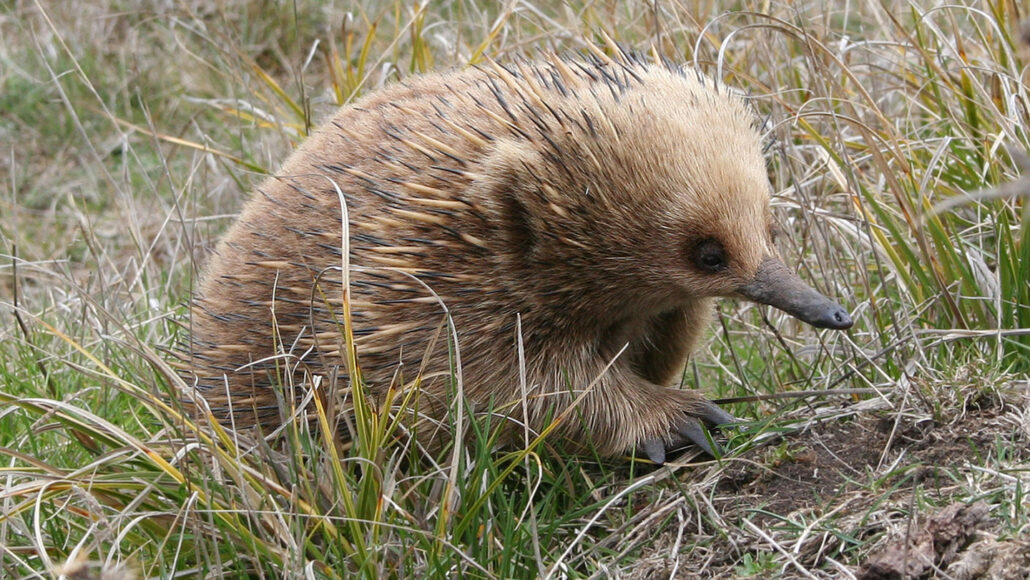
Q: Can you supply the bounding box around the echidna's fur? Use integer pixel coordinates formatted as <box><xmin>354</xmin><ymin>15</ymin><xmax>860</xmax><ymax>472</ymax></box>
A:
<box><xmin>184</xmin><ymin>51</ymin><xmax>851</xmax><ymax>461</ymax></box>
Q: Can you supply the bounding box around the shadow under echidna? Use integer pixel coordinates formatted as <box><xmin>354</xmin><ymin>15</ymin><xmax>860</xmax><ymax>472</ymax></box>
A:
<box><xmin>181</xmin><ymin>50</ymin><xmax>852</xmax><ymax>464</ymax></box>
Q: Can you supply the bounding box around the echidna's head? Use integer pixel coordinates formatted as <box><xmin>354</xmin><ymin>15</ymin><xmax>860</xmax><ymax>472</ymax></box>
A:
<box><xmin>490</xmin><ymin>63</ymin><xmax>851</xmax><ymax>330</ymax></box>
<box><xmin>615</xmin><ymin>66</ymin><xmax>852</xmax><ymax>329</ymax></box>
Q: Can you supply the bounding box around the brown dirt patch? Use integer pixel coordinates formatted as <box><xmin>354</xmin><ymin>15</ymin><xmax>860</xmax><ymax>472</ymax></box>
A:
<box><xmin>640</xmin><ymin>392</ymin><xmax>1030</xmax><ymax>579</ymax></box>
<box><xmin>718</xmin><ymin>400</ymin><xmax>1026</xmax><ymax>523</ymax></box>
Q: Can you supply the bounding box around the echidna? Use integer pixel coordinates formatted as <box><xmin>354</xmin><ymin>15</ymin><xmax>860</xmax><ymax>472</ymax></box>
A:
<box><xmin>184</xmin><ymin>51</ymin><xmax>852</xmax><ymax>463</ymax></box>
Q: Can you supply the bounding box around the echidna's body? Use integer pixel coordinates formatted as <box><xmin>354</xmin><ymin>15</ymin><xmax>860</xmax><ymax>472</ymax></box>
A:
<box><xmin>186</xmin><ymin>53</ymin><xmax>851</xmax><ymax>461</ymax></box>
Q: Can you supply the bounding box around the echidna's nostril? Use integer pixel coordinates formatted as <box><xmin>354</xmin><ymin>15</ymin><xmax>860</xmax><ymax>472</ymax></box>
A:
<box><xmin>829</xmin><ymin>307</ymin><xmax>853</xmax><ymax>329</ymax></box>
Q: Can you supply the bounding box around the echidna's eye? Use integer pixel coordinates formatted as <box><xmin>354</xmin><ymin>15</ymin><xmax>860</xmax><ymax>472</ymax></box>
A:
<box><xmin>692</xmin><ymin>239</ymin><xmax>728</xmax><ymax>273</ymax></box>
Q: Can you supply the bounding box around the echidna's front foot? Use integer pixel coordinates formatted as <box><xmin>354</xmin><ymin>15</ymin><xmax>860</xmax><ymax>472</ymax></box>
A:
<box><xmin>639</xmin><ymin>401</ymin><xmax>736</xmax><ymax>464</ymax></box>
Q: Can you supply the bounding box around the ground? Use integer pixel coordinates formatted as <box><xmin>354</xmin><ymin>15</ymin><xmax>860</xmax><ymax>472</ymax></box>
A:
<box><xmin>627</xmin><ymin>381</ymin><xmax>1030</xmax><ymax>579</ymax></box>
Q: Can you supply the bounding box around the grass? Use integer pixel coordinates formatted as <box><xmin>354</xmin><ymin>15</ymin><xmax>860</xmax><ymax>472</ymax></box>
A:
<box><xmin>1</xmin><ymin>0</ymin><xmax>1028</xmax><ymax>578</ymax></box>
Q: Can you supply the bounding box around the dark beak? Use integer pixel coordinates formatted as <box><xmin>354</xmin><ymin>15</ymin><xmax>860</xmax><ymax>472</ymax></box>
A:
<box><xmin>739</xmin><ymin>257</ymin><xmax>853</xmax><ymax>330</ymax></box>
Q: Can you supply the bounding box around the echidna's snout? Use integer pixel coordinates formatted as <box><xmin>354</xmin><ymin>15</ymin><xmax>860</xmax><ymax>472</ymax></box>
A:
<box><xmin>738</xmin><ymin>257</ymin><xmax>853</xmax><ymax>330</ymax></box>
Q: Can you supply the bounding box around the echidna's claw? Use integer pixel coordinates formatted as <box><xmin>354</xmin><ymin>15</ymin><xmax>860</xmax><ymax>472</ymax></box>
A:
<box><xmin>674</xmin><ymin>415</ymin><xmax>719</xmax><ymax>457</ymax></box>
<box><xmin>640</xmin><ymin>437</ymin><xmax>667</xmax><ymax>464</ymax></box>
<box><xmin>636</xmin><ymin>402</ymin><xmax>737</xmax><ymax>464</ymax></box>
<box><xmin>699</xmin><ymin>400</ymin><xmax>736</xmax><ymax>427</ymax></box>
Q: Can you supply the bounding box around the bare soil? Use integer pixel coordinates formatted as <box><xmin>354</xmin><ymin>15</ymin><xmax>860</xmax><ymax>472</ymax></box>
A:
<box><xmin>631</xmin><ymin>388</ymin><xmax>1029</xmax><ymax>579</ymax></box>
